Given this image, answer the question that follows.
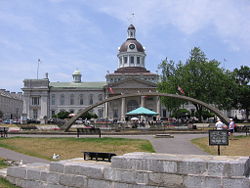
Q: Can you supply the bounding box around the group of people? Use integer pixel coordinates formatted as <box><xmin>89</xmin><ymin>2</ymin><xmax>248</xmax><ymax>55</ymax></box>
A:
<box><xmin>215</xmin><ymin>118</ymin><xmax>235</xmax><ymax>136</ymax></box>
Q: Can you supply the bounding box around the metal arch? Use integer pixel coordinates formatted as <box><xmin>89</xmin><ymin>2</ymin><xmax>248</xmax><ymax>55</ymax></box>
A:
<box><xmin>62</xmin><ymin>92</ymin><xmax>230</xmax><ymax>131</ymax></box>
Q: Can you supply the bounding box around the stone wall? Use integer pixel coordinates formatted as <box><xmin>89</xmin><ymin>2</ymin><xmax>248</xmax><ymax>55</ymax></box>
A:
<box><xmin>6</xmin><ymin>152</ymin><xmax>250</xmax><ymax>188</ymax></box>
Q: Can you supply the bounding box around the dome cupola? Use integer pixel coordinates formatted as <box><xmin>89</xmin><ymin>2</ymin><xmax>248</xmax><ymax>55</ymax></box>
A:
<box><xmin>72</xmin><ymin>69</ymin><xmax>82</xmax><ymax>83</ymax></box>
<box><xmin>117</xmin><ymin>24</ymin><xmax>146</xmax><ymax>70</ymax></box>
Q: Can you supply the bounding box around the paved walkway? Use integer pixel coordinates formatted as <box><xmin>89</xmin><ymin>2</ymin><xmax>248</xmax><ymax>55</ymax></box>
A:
<box><xmin>0</xmin><ymin>147</ymin><xmax>49</xmax><ymax>164</ymax></box>
<box><xmin>0</xmin><ymin>133</ymin><xmax>208</xmax><ymax>164</ymax></box>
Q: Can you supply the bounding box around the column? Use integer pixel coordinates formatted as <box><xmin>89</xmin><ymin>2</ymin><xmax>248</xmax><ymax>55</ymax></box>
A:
<box><xmin>156</xmin><ymin>96</ymin><xmax>161</xmax><ymax>120</ymax></box>
<box><xmin>40</xmin><ymin>95</ymin><xmax>48</xmax><ymax>124</ymax></box>
<box><xmin>141</xmin><ymin>96</ymin><xmax>145</xmax><ymax>107</ymax></box>
<box><xmin>104</xmin><ymin>95</ymin><xmax>108</xmax><ymax>119</ymax></box>
<box><xmin>121</xmin><ymin>97</ymin><xmax>125</xmax><ymax>121</ymax></box>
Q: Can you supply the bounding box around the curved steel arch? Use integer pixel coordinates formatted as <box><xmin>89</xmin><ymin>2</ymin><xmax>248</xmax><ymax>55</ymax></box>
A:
<box><xmin>62</xmin><ymin>92</ymin><xmax>230</xmax><ymax>131</ymax></box>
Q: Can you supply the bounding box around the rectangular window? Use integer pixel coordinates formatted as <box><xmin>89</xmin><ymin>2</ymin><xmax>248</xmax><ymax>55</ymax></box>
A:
<box><xmin>137</xmin><ymin>57</ymin><xmax>140</xmax><ymax>64</ymax></box>
<box><xmin>79</xmin><ymin>94</ymin><xmax>84</xmax><ymax>105</ymax></box>
<box><xmin>51</xmin><ymin>94</ymin><xmax>56</xmax><ymax>105</ymax></box>
<box><xmin>70</xmin><ymin>94</ymin><xmax>74</xmax><ymax>105</ymax></box>
<box><xmin>32</xmin><ymin>97</ymin><xmax>40</xmax><ymax>105</ymax></box>
<box><xmin>60</xmin><ymin>95</ymin><xmax>65</xmax><ymax>105</ymax></box>
<box><xmin>124</xmin><ymin>56</ymin><xmax>127</xmax><ymax>64</ymax></box>
<box><xmin>130</xmin><ymin>56</ymin><xmax>134</xmax><ymax>64</ymax></box>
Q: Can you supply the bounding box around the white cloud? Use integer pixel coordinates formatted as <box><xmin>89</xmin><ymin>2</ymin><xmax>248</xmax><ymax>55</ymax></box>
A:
<box><xmin>86</xmin><ymin>0</ymin><xmax>250</xmax><ymax>50</ymax></box>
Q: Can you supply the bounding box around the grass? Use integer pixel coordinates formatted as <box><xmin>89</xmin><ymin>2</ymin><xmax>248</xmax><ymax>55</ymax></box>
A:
<box><xmin>0</xmin><ymin>137</ymin><xmax>155</xmax><ymax>160</ymax></box>
<box><xmin>0</xmin><ymin>159</ymin><xmax>21</xmax><ymax>188</ymax></box>
<box><xmin>192</xmin><ymin>135</ymin><xmax>250</xmax><ymax>156</ymax></box>
<box><xmin>0</xmin><ymin>178</ymin><xmax>21</xmax><ymax>188</ymax></box>
<box><xmin>0</xmin><ymin>158</ymin><xmax>8</xmax><ymax>169</ymax></box>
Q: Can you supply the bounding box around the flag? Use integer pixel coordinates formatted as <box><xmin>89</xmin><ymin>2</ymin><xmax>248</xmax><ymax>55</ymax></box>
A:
<box><xmin>177</xmin><ymin>86</ymin><xmax>185</xmax><ymax>95</ymax></box>
<box><xmin>108</xmin><ymin>87</ymin><xmax>114</xmax><ymax>94</ymax></box>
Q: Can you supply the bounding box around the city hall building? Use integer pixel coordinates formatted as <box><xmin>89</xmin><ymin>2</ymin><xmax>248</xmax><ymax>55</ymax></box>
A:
<box><xmin>22</xmin><ymin>24</ymin><xmax>162</xmax><ymax>123</ymax></box>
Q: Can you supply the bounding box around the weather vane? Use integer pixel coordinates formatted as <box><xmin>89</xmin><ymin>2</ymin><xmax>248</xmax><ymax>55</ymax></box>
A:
<box><xmin>128</xmin><ymin>13</ymin><xmax>135</xmax><ymax>24</ymax></box>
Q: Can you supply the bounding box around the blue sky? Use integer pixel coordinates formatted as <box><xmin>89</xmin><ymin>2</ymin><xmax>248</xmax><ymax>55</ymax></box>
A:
<box><xmin>0</xmin><ymin>0</ymin><xmax>250</xmax><ymax>92</ymax></box>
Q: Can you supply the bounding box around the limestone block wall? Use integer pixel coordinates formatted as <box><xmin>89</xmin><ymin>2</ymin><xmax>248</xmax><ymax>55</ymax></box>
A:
<box><xmin>6</xmin><ymin>153</ymin><xmax>250</xmax><ymax>188</ymax></box>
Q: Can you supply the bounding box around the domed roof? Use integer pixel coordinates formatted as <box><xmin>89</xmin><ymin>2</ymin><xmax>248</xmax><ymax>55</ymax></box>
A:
<box><xmin>128</xmin><ymin>24</ymin><xmax>135</xmax><ymax>30</ymax></box>
<box><xmin>119</xmin><ymin>39</ymin><xmax>145</xmax><ymax>53</ymax></box>
<box><xmin>72</xmin><ymin>70</ymin><xmax>81</xmax><ymax>75</ymax></box>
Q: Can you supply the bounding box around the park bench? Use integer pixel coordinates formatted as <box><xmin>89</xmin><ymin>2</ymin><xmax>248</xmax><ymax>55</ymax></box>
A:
<box><xmin>76</xmin><ymin>127</ymin><xmax>101</xmax><ymax>138</ymax></box>
<box><xmin>0</xmin><ymin>127</ymin><xmax>9</xmax><ymax>138</ymax></box>
<box><xmin>235</xmin><ymin>125</ymin><xmax>250</xmax><ymax>136</ymax></box>
<box><xmin>83</xmin><ymin>151</ymin><xmax>116</xmax><ymax>162</ymax></box>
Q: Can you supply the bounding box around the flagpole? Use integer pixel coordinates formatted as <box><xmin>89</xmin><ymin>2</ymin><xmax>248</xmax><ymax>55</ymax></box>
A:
<box><xmin>37</xmin><ymin>59</ymin><xmax>40</xmax><ymax>79</ymax></box>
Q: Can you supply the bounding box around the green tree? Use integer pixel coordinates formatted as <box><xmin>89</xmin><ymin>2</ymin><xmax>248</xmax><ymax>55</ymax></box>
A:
<box><xmin>232</xmin><ymin>66</ymin><xmax>250</xmax><ymax>121</ymax></box>
<box><xmin>158</xmin><ymin>47</ymin><xmax>236</xmax><ymax>121</ymax></box>
<box><xmin>158</xmin><ymin>58</ymin><xmax>185</xmax><ymax>114</ymax></box>
<box><xmin>80</xmin><ymin>112</ymin><xmax>98</xmax><ymax>120</ymax></box>
<box><xmin>55</xmin><ymin>111</ymin><xmax>70</xmax><ymax>119</ymax></box>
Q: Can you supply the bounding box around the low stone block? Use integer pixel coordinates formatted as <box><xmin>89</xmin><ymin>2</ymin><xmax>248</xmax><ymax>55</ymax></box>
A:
<box><xmin>50</xmin><ymin>162</ymin><xmax>65</xmax><ymax>173</ymax></box>
<box><xmin>40</xmin><ymin>171</ymin><xmax>60</xmax><ymax>184</ymax></box>
<box><xmin>177</xmin><ymin>160</ymin><xmax>207</xmax><ymax>175</ymax></box>
<box><xmin>223</xmin><ymin>177</ymin><xmax>250</xmax><ymax>188</ymax></box>
<box><xmin>65</xmin><ymin>162</ymin><xmax>108</xmax><ymax>179</ymax></box>
<box><xmin>59</xmin><ymin>174</ymin><xmax>87</xmax><ymax>187</ymax></box>
<box><xmin>104</xmin><ymin>168</ymin><xmax>149</xmax><ymax>184</ymax></box>
<box><xmin>26</xmin><ymin>168</ymin><xmax>41</xmax><ymax>180</ymax></box>
<box><xmin>88</xmin><ymin>178</ymin><xmax>112</xmax><ymax>188</ymax></box>
<box><xmin>7</xmin><ymin>166</ymin><xmax>26</xmax><ymax>179</ymax></box>
<box><xmin>148</xmin><ymin>172</ymin><xmax>183</xmax><ymax>187</ymax></box>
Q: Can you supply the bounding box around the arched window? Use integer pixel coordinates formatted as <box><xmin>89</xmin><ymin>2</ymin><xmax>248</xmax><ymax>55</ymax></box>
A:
<box><xmin>70</xmin><ymin>94</ymin><xmax>74</xmax><ymax>105</ymax></box>
<box><xmin>79</xmin><ymin>94</ymin><xmax>84</xmax><ymax>105</ymax></box>
<box><xmin>89</xmin><ymin>94</ymin><xmax>93</xmax><ymax>105</ymax></box>
<box><xmin>60</xmin><ymin>94</ymin><xmax>64</xmax><ymax>105</ymax></box>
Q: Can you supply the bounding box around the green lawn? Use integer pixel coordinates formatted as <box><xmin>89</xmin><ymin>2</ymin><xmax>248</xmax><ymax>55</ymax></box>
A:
<box><xmin>192</xmin><ymin>135</ymin><xmax>250</xmax><ymax>156</ymax></box>
<box><xmin>0</xmin><ymin>177</ymin><xmax>21</xmax><ymax>188</ymax></box>
<box><xmin>0</xmin><ymin>137</ymin><xmax>155</xmax><ymax>160</ymax></box>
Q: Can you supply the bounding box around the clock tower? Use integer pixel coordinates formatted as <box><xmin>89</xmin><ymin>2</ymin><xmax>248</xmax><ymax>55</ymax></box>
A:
<box><xmin>117</xmin><ymin>24</ymin><xmax>146</xmax><ymax>69</ymax></box>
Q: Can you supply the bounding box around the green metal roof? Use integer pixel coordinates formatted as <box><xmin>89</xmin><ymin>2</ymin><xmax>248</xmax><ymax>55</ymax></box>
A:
<box><xmin>126</xmin><ymin>107</ymin><xmax>158</xmax><ymax>116</ymax></box>
<box><xmin>50</xmin><ymin>82</ymin><xmax>106</xmax><ymax>89</ymax></box>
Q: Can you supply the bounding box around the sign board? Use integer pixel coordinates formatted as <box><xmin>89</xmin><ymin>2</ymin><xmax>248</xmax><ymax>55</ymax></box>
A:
<box><xmin>209</xmin><ymin>130</ymin><xmax>229</xmax><ymax>146</ymax></box>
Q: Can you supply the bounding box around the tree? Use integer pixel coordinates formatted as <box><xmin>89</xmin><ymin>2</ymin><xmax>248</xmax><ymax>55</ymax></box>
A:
<box><xmin>232</xmin><ymin>66</ymin><xmax>250</xmax><ymax>121</ymax></box>
<box><xmin>55</xmin><ymin>111</ymin><xmax>70</xmax><ymax>119</ymax></box>
<box><xmin>158</xmin><ymin>47</ymin><xmax>236</xmax><ymax>121</ymax></box>
<box><xmin>80</xmin><ymin>112</ymin><xmax>98</xmax><ymax>120</ymax></box>
<box><xmin>158</xmin><ymin>58</ymin><xmax>184</xmax><ymax>115</ymax></box>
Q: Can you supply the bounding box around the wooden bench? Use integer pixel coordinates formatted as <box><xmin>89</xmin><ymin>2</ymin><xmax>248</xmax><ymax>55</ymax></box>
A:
<box><xmin>76</xmin><ymin>128</ymin><xmax>101</xmax><ymax>138</ymax></box>
<box><xmin>83</xmin><ymin>152</ymin><xmax>116</xmax><ymax>162</ymax></box>
<box><xmin>235</xmin><ymin>125</ymin><xmax>250</xmax><ymax>136</ymax></box>
<box><xmin>0</xmin><ymin>127</ymin><xmax>9</xmax><ymax>138</ymax></box>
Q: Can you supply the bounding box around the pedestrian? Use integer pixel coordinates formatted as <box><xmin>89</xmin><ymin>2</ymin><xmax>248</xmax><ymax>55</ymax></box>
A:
<box><xmin>228</xmin><ymin>118</ymin><xmax>235</xmax><ymax>136</ymax></box>
<box><xmin>215</xmin><ymin>118</ymin><xmax>224</xmax><ymax>130</ymax></box>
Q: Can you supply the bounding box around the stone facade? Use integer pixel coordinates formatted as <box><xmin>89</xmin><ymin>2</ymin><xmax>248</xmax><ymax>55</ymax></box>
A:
<box><xmin>0</xmin><ymin>89</ymin><xmax>23</xmax><ymax>120</ymax></box>
<box><xmin>7</xmin><ymin>152</ymin><xmax>250</xmax><ymax>188</ymax></box>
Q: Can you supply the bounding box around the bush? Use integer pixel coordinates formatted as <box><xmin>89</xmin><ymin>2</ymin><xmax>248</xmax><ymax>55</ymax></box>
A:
<box><xmin>19</xmin><ymin>125</ymin><xmax>37</xmax><ymax>130</ymax></box>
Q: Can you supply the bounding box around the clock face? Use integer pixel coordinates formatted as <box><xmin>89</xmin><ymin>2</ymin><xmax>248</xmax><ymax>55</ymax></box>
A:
<box><xmin>129</xmin><ymin>43</ymin><xmax>135</xmax><ymax>50</ymax></box>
